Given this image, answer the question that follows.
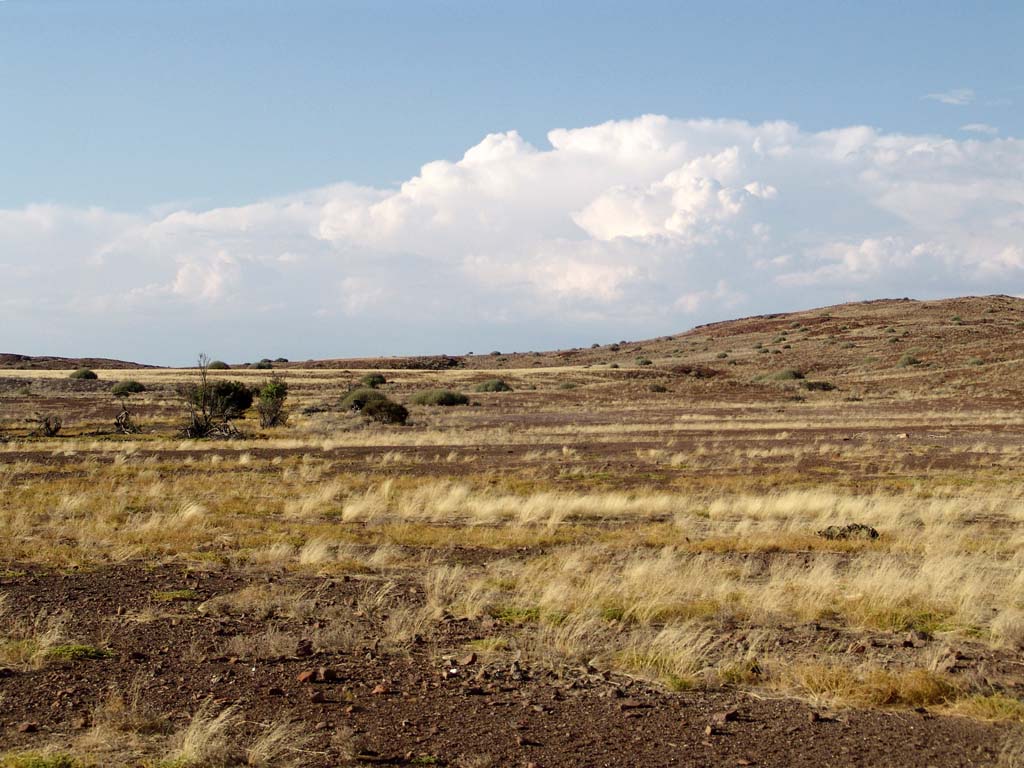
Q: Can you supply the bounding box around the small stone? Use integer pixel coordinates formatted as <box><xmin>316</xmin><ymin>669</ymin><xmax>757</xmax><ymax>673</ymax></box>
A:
<box><xmin>296</xmin><ymin>669</ymin><xmax>315</xmax><ymax>683</ymax></box>
<box><xmin>315</xmin><ymin>666</ymin><xmax>338</xmax><ymax>682</ymax></box>
<box><xmin>296</xmin><ymin>639</ymin><xmax>314</xmax><ymax>657</ymax></box>
<box><xmin>309</xmin><ymin>690</ymin><xmax>326</xmax><ymax>704</ymax></box>
<box><xmin>17</xmin><ymin>721</ymin><xmax>39</xmax><ymax>733</ymax></box>
<box><xmin>846</xmin><ymin>642</ymin><xmax>867</xmax><ymax>654</ymax></box>
<box><xmin>808</xmin><ymin>711</ymin><xmax>820</xmax><ymax>723</ymax></box>
<box><xmin>619</xmin><ymin>699</ymin><xmax>652</xmax><ymax>711</ymax></box>
<box><xmin>704</xmin><ymin>725</ymin><xmax>715</xmax><ymax>737</ymax></box>
<box><xmin>267</xmin><ymin>687</ymin><xmax>285</xmax><ymax>696</ymax></box>
<box><xmin>458</xmin><ymin>652</ymin><xmax>477</xmax><ymax>666</ymax></box>
<box><xmin>371</xmin><ymin>683</ymin><xmax>389</xmax><ymax>695</ymax></box>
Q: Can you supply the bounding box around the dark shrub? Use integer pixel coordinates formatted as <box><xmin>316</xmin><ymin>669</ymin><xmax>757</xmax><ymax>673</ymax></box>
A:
<box><xmin>341</xmin><ymin>387</ymin><xmax>389</xmax><ymax>411</ymax></box>
<box><xmin>253</xmin><ymin>361</ymin><xmax>273</xmax><ymax>370</ymax></box>
<box><xmin>474</xmin><ymin>378</ymin><xmax>512</xmax><ymax>392</ymax></box>
<box><xmin>363</xmin><ymin>398</ymin><xmax>409</xmax><ymax>425</ymax></box>
<box><xmin>409</xmin><ymin>389</ymin><xmax>469</xmax><ymax>406</ymax></box>
<box><xmin>201</xmin><ymin>381</ymin><xmax>253</xmax><ymax>417</ymax></box>
<box><xmin>69</xmin><ymin>368</ymin><xmax>97</xmax><ymax>380</ymax></box>
<box><xmin>360</xmin><ymin>373</ymin><xmax>387</xmax><ymax>388</ymax></box>
<box><xmin>802</xmin><ymin>381</ymin><xmax>836</xmax><ymax>392</ymax></box>
<box><xmin>636</xmin><ymin>358</ymin><xmax>653</xmax><ymax>366</ymax></box>
<box><xmin>274</xmin><ymin>357</ymin><xmax>289</xmax><ymax>363</ymax></box>
<box><xmin>648</xmin><ymin>383</ymin><xmax>668</xmax><ymax>393</ymax></box>
<box><xmin>257</xmin><ymin>377</ymin><xmax>288</xmax><ymax>427</ymax></box>
<box><xmin>112</xmin><ymin>380</ymin><xmax>146</xmax><ymax>397</ymax></box>
<box><xmin>208</xmin><ymin>360</ymin><xmax>230</xmax><ymax>370</ymax></box>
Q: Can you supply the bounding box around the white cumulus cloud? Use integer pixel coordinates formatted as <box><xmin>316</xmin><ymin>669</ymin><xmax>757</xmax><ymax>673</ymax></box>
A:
<box><xmin>2</xmin><ymin>115</ymin><xmax>1023</xmax><ymax>362</ymax></box>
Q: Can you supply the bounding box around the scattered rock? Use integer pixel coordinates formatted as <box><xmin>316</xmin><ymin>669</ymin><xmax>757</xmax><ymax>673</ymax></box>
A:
<box><xmin>17</xmin><ymin>721</ymin><xmax>39</xmax><ymax>733</ymax></box>
<box><xmin>268</xmin><ymin>687</ymin><xmax>285</xmax><ymax>697</ymax></box>
<box><xmin>296</xmin><ymin>669</ymin><xmax>315</xmax><ymax>683</ymax></box>
<box><xmin>458</xmin><ymin>652</ymin><xmax>477</xmax><ymax>667</ymax></box>
<box><xmin>296</xmin><ymin>638</ymin><xmax>314</xmax><ymax>657</ymax></box>
<box><xmin>371</xmin><ymin>683</ymin><xmax>389</xmax><ymax>695</ymax></box>
<box><xmin>817</xmin><ymin>523</ymin><xmax>879</xmax><ymax>541</ymax></box>
<box><xmin>309</xmin><ymin>690</ymin><xmax>326</xmax><ymax>704</ymax></box>
<box><xmin>808</xmin><ymin>711</ymin><xmax>821</xmax><ymax>723</ymax></box>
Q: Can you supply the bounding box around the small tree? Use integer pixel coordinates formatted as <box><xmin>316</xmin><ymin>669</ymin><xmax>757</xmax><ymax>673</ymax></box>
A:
<box><xmin>257</xmin><ymin>377</ymin><xmax>288</xmax><ymax>428</ymax></box>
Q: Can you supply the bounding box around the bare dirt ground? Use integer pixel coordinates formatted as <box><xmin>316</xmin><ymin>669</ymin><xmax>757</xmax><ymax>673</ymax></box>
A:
<box><xmin>2</xmin><ymin>296</ymin><xmax>1024</xmax><ymax>767</ymax></box>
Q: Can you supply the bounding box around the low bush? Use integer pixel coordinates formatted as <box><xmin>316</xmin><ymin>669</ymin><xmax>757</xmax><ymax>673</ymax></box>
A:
<box><xmin>256</xmin><ymin>377</ymin><xmax>288</xmax><ymax>427</ymax></box>
<box><xmin>360</xmin><ymin>373</ymin><xmax>387</xmax><ymax>388</ymax></box>
<box><xmin>771</xmin><ymin>368</ymin><xmax>805</xmax><ymax>381</ymax></box>
<box><xmin>341</xmin><ymin>387</ymin><xmax>389</xmax><ymax>411</ymax></box>
<box><xmin>802</xmin><ymin>381</ymin><xmax>836</xmax><ymax>392</ymax></box>
<box><xmin>474</xmin><ymin>378</ymin><xmax>512</xmax><ymax>392</ymax></box>
<box><xmin>69</xmin><ymin>368</ymin><xmax>97</xmax><ymax>380</ymax></box>
<box><xmin>363</xmin><ymin>398</ymin><xmax>409</xmax><ymax>425</ymax></box>
<box><xmin>253</xmin><ymin>361</ymin><xmax>273</xmax><ymax>370</ymax></box>
<box><xmin>636</xmin><ymin>358</ymin><xmax>653</xmax><ymax>366</ymax></box>
<box><xmin>897</xmin><ymin>354</ymin><xmax>921</xmax><ymax>368</ymax></box>
<box><xmin>207</xmin><ymin>360</ymin><xmax>230</xmax><ymax>370</ymax></box>
<box><xmin>112</xmin><ymin>380</ymin><xmax>146</xmax><ymax>397</ymax></box>
<box><xmin>409</xmin><ymin>389</ymin><xmax>469</xmax><ymax>406</ymax></box>
<box><xmin>649</xmin><ymin>384</ymin><xmax>668</xmax><ymax>393</ymax></box>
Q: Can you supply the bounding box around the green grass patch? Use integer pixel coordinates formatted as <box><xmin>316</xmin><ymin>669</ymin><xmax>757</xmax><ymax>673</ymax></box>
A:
<box><xmin>45</xmin><ymin>644</ymin><xmax>113</xmax><ymax>661</ymax></box>
<box><xmin>151</xmin><ymin>589</ymin><xmax>201</xmax><ymax>602</ymax></box>
<box><xmin>0</xmin><ymin>754</ymin><xmax>86</xmax><ymax>768</ymax></box>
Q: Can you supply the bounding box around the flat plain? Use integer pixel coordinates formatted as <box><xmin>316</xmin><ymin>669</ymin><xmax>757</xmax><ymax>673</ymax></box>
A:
<box><xmin>3</xmin><ymin>295</ymin><xmax>1024</xmax><ymax>767</ymax></box>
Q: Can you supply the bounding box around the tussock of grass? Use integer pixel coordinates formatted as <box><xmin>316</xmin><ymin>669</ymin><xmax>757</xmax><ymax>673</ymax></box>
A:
<box><xmin>777</xmin><ymin>663</ymin><xmax>957</xmax><ymax>708</ymax></box>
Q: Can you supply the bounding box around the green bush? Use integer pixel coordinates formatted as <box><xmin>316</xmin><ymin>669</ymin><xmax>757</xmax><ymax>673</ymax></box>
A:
<box><xmin>801</xmin><ymin>381</ymin><xmax>836</xmax><ymax>392</ymax></box>
<box><xmin>897</xmin><ymin>354</ymin><xmax>921</xmax><ymax>368</ymax></box>
<box><xmin>257</xmin><ymin>377</ymin><xmax>288</xmax><ymax>427</ymax></box>
<box><xmin>112</xmin><ymin>380</ymin><xmax>146</xmax><ymax>397</ymax></box>
<box><xmin>208</xmin><ymin>360</ymin><xmax>230</xmax><ymax>370</ymax></box>
<box><xmin>771</xmin><ymin>368</ymin><xmax>805</xmax><ymax>381</ymax></box>
<box><xmin>636</xmin><ymin>358</ymin><xmax>653</xmax><ymax>366</ymax></box>
<box><xmin>341</xmin><ymin>387</ymin><xmax>389</xmax><ymax>411</ymax></box>
<box><xmin>716</xmin><ymin>352</ymin><xmax>728</xmax><ymax>359</ymax></box>
<box><xmin>360</xmin><ymin>373</ymin><xmax>387</xmax><ymax>388</ymax></box>
<box><xmin>253</xmin><ymin>361</ymin><xmax>273</xmax><ymax>370</ymax></box>
<box><xmin>409</xmin><ymin>389</ymin><xmax>469</xmax><ymax>406</ymax></box>
<box><xmin>474</xmin><ymin>378</ymin><xmax>512</xmax><ymax>392</ymax></box>
<box><xmin>363</xmin><ymin>398</ymin><xmax>409</xmax><ymax>425</ymax></box>
<box><xmin>69</xmin><ymin>368</ymin><xmax>97</xmax><ymax>380</ymax></box>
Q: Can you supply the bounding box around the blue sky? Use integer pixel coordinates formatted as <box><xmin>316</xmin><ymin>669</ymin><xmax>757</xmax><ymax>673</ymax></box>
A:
<box><xmin>3</xmin><ymin>0</ymin><xmax>1020</xmax><ymax>210</ymax></box>
<box><xmin>1</xmin><ymin>1</ymin><xmax>1023</xmax><ymax>363</ymax></box>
